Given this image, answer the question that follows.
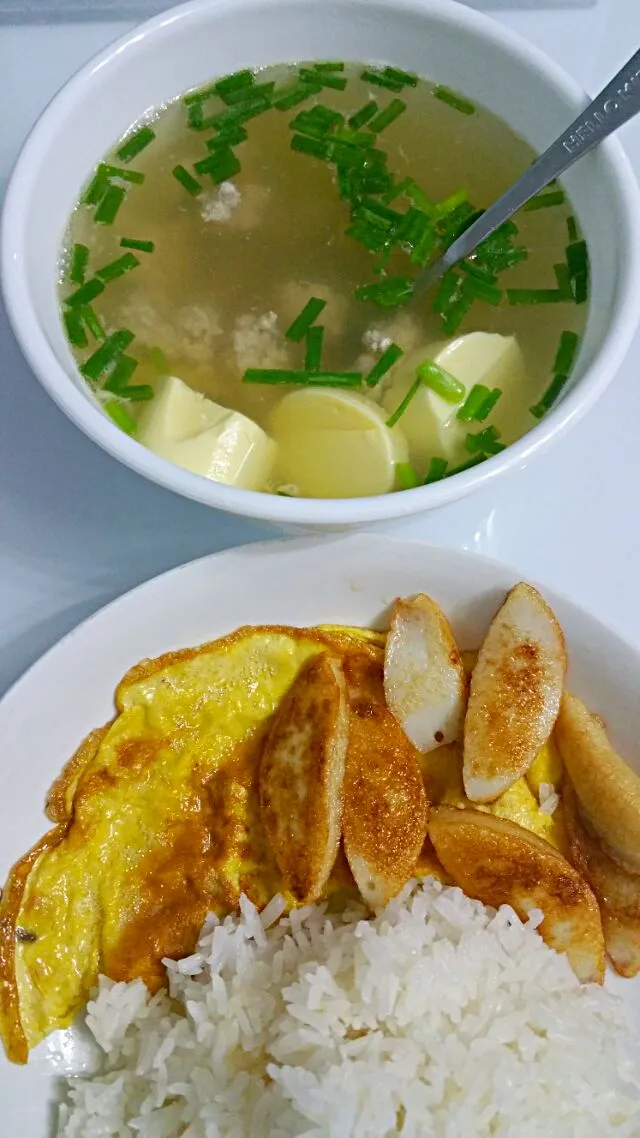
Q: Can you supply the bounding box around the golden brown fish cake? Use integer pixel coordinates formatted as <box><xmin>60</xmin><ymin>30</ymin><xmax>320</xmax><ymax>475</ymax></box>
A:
<box><xmin>0</xmin><ymin>624</ymin><xmax>381</xmax><ymax>1064</ymax></box>
<box><xmin>342</xmin><ymin>650</ymin><xmax>429</xmax><ymax>909</ymax></box>
<box><xmin>555</xmin><ymin>692</ymin><xmax>640</xmax><ymax>874</ymax></box>
<box><xmin>384</xmin><ymin>594</ymin><xmax>467</xmax><ymax>752</ymax></box>
<box><xmin>563</xmin><ymin>780</ymin><xmax>640</xmax><ymax>978</ymax></box>
<box><xmin>428</xmin><ymin>806</ymin><xmax>605</xmax><ymax>984</ymax></box>
<box><xmin>260</xmin><ymin>653</ymin><xmax>348</xmax><ymax>904</ymax></box>
<box><xmin>464</xmin><ymin>583</ymin><xmax>566</xmax><ymax>803</ymax></box>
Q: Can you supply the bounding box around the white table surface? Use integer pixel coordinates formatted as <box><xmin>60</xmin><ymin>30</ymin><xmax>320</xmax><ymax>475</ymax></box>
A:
<box><xmin>0</xmin><ymin>0</ymin><xmax>637</xmax><ymax>696</ymax></box>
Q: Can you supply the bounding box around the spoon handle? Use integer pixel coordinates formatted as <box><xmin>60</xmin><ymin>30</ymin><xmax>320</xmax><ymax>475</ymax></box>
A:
<box><xmin>416</xmin><ymin>47</ymin><xmax>640</xmax><ymax>290</ymax></box>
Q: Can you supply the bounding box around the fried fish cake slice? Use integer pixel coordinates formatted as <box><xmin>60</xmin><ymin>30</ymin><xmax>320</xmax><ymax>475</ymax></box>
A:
<box><xmin>259</xmin><ymin>652</ymin><xmax>348</xmax><ymax>904</ymax></box>
<box><xmin>428</xmin><ymin>806</ymin><xmax>605</xmax><ymax>984</ymax></box>
<box><xmin>384</xmin><ymin>594</ymin><xmax>467</xmax><ymax>752</ymax></box>
<box><xmin>464</xmin><ymin>583</ymin><xmax>566</xmax><ymax>803</ymax></box>
<box><xmin>563</xmin><ymin>780</ymin><xmax>640</xmax><ymax>978</ymax></box>
<box><xmin>342</xmin><ymin>650</ymin><xmax>429</xmax><ymax>909</ymax></box>
<box><xmin>555</xmin><ymin>692</ymin><xmax>640</xmax><ymax>874</ymax></box>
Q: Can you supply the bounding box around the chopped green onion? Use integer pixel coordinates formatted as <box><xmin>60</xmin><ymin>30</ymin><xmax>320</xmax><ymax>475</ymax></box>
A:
<box><xmin>566</xmin><ymin>239</ymin><xmax>588</xmax><ymax>276</ymax></box>
<box><xmin>63</xmin><ymin>309</ymin><xmax>88</xmax><ymax>348</ymax></box>
<box><xmin>365</xmin><ymin>342</ymin><xmax>403</xmax><ymax>387</ymax></box>
<box><xmin>81</xmin><ymin>306</ymin><xmax>106</xmax><ymax>342</ymax></box>
<box><xmin>273</xmin><ymin>81</ymin><xmax>322</xmax><ymax>111</ymax></box>
<box><xmin>409</xmin><ymin>224</ymin><xmax>436</xmax><ymax>267</ymax></box>
<box><xmin>291</xmin><ymin>133</ymin><xmax>333</xmax><ymax>159</ymax></box>
<box><xmin>299</xmin><ymin>67</ymin><xmax>346</xmax><ymax>91</ymax></box>
<box><xmin>291</xmin><ymin>105</ymin><xmax>344</xmax><ymax>138</ymax></box>
<box><xmin>333</xmin><ymin>129</ymin><xmax>374</xmax><ymax>148</ymax></box>
<box><xmin>120</xmin><ymin>237</ymin><xmax>155</xmax><ymax>253</ymax></box>
<box><xmin>149</xmin><ymin>346</ymin><xmax>167</xmax><ymax>373</ymax></box>
<box><xmin>214</xmin><ymin>94</ymin><xmax>274</xmax><ymax>129</ymax></box>
<box><xmin>102</xmin><ymin>164</ymin><xmax>145</xmax><ymax>185</ymax></box>
<box><xmin>566</xmin><ymin>239</ymin><xmax>589</xmax><ymax>303</ymax></box>
<box><xmin>460</xmin><ymin>260</ymin><xmax>497</xmax><ymax>285</ymax></box>
<box><xmin>418</xmin><ymin>359</ymin><xmax>465</xmax><ymax>403</ymax></box>
<box><xmin>477</xmin><ymin>387</ymin><xmax>502</xmax><ymax>421</ymax></box>
<box><xmin>242</xmin><ymin>368</ymin><xmax>362</xmax><ymax>387</ymax></box>
<box><xmin>81</xmin><ymin>167</ymin><xmax>110</xmax><ymax>205</ymax></box>
<box><xmin>433</xmin><ymin>85</ymin><xmax>475</xmax><ymax>115</ymax></box>
<box><xmin>346</xmin><ymin>219</ymin><xmax>391</xmax><ymax>253</ymax></box>
<box><xmin>461</xmin><ymin>274</ymin><xmax>503</xmax><ymax>306</ymax></box>
<box><xmin>456</xmin><ymin>384</ymin><xmax>489</xmax><ymax>422</ymax></box>
<box><xmin>354</xmin><ymin>275</ymin><xmax>414</xmax><ymax>308</ymax></box>
<box><xmin>172</xmin><ymin>165</ymin><xmax>203</xmax><ymax>196</ymax></box>
<box><xmin>435</xmin><ymin>188</ymin><xmax>469</xmax><ymax>218</ymax></box>
<box><xmin>64</xmin><ymin>278</ymin><xmax>105</xmax><ymax>308</ymax></box>
<box><xmin>396</xmin><ymin>206</ymin><xmax>430</xmax><ymax>247</ymax></box>
<box><xmin>221</xmin><ymin>80</ymin><xmax>275</xmax><ymax>107</ymax></box>
<box><xmin>368</xmin><ymin>98</ymin><xmax>406</xmax><ymax>133</ymax></box>
<box><xmin>68</xmin><ymin>243</ymin><xmax>89</xmax><ymax>285</ymax></box>
<box><xmin>96</xmin><ymin>252</ymin><xmax>140</xmax><ymax>283</ymax></box>
<box><xmin>456</xmin><ymin>385</ymin><xmax>503</xmax><ymax>423</ymax></box>
<box><xmin>530</xmin><ymin>373</ymin><xmax>569</xmax><ymax>419</ymax></box>
<box><xmin>465</xmin><ymin>425</ymin><xmax>504</xmax><ymax>455</ymax></box>
<box><xmin>187</xmin><ymin>102</ymin><xmax>207</xmax><ymax>130</ymax></box>
<box><xmin>553</xmin><ymin>263</ymin><xmax>573</xmax><ymax>298</ymax></box>
<box><xmin>183</xmin><ymin>83</ymin><xmax>219</xmax><ymax>106</ymax></box>
<box><xmin>406</xmin><ymin>181</ymin><xmax>434</xmax><ymax>213</ymax></box>
<box><xmin>313</xmin><ymin>61</ymin><xmax>346</xmax><ymax>72</ymax></box>
<box><xmin>553</xmin><ymin>330</ymin><xmax>579</xmax><ymax>374</ymax></box>
<box><xmin>207</xmin><ymin>124</ymin><xmax>248</xmax><ymax>148</ymax></box>
<box><xmin>116</xmin><ymin>126</ymin><xmax>156</xmax><ymax>164</ymax></box>
<box><xmin>572</xmin><ymin>273</ymin><xmax>589</xmax><ymax>304</ymax></box>
<box><xmin>104</xmin><ymin>400</ymin><xmax>137</xmax><ymax>435</ymax></box>
<box><xmin>361</xmin><ymin>67</ymin><xmax>405</xmax><ymax>92</ymax></box>
<box><xmin>80</xmin><ymin>329</ymin><xmax>135</xmax><ymax>382</ymax></box>
<box><xmin>567</xmin><ymin>215</ymin><xmax>578</xmax><ymax>242</ymax></box>
<box><xmin>119</xmin><ymin>384</ymin><xmax>154</xmax><ymax>401</ymax></box>
<box><xmin>353</xmin><ymin>197</ymin><xmax>402</xmax><ymax>229</ymax></box>
<box><xmin>194</xmin><ymin>147</ymin><xmax>241</xmax><ymax>184</ymax></box>
<box><xmin>382</xmin><ymin>66</ymin><xmax>418</xmax><ymax>87</ymax></box>
<box><xmin>441</xmin><ymin>295</ymin><xmax>473</xmax><ymax>334</ymax></box>
<box><xmin>349</xmin><ymin>101</ymin><xmax>379</xmax><ymax>129</ymax></box>
<box><xmin>304</xmin><ymin>325</ymin><xmax>324</xmax><ymax>372</ymax></box>
<box><xmin>103</xmin><ymin>354</ymin><xmax>139</xmax><ymax>393</ymax></box>
<box><xmin>424</xmin><ymin>456</ymin><xmax>448</xmax><ymax>483</ymax></box>
<box><xmin>214</xmin><ymin>69</ymin><xmax>255</xmax><ymax>97</ymax></box>
<box><xmin>285</xmin><ymin>297</ymin><xmax>327</xmax><ymax>341</ymax></box>
<box><xmin>523</xmin><ymin>188</ymin><xmax>565</xmax><ymax>212</ymax></box>
<box><xmin>433</xmin><ymin>270</ymin><xmax>461</xmax><ymax>313</ymax></box>
<box><xmin>94</xmin><ymin>184</ymin><xmax>127</xmax><ymax>225</ymax></box>
<box><xmin>506</xmin><ymin>288</ymin><xmax>567</xmax><ymax>305</ymax></box>
<box><xmin>383</xmin><ymin>175</ymin><xmax>413</xmax><ymax>204</ymax></box>
<box><xmin>385</xmin><ymin>375</ymin><xmax>422</xmax><ymax>427</ymax></box>
<box><xmin>396</xmin><ymin>461</ymin><xmax>420</xmax><ymax>490</ymax></box>
<box><xmin>447</xmin><ymin>454</ymin><xmax>486</xmax><ymax>476</ymax></box>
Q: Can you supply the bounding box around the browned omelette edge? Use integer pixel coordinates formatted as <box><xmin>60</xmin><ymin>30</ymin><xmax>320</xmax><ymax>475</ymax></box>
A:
<box><xmin>0</xmin><ymin>826</ymin><xmax>67</xmax><ymax>1063</ymax></box>
<box><xmin>0</xmin><ymin>625</ymin><xmax>383</xmax><ymax>1063</ymax></box>
<box><xmin>115</xmin><ymin>624</ymin><xmax>382</xmax><ymax>704</ymax></box>
<box><xmin>0</xmin><ymin>725</ymin><xmax>111</xmax><ymax>1063</ymax></box>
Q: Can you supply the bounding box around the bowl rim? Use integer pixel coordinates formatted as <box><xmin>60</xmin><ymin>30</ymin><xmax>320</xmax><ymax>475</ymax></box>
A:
<box><xmin>3</xmin><ymin>0</ymin><xmax>640</xmax><ymax>527</ymax></box>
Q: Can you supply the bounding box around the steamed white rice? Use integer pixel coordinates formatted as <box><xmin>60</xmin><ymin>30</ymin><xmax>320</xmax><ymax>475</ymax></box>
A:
<box><xmin>57</xmin><ymin>879</ymin><xmax>640</xmax><ymax>1138</ymax></box>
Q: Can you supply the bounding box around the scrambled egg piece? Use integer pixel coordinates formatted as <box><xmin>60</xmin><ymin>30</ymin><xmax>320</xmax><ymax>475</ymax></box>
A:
<box><xmin>419</xmin><ymin>740</ymin><xmax>566</xmax><ymax>853</ymax></box>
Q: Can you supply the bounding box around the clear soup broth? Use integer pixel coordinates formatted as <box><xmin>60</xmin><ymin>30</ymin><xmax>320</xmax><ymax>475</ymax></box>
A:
<box><xmin>60</xmin><ymin>62</ymin><xmax>588</xmax><ymax>498</ymax></box>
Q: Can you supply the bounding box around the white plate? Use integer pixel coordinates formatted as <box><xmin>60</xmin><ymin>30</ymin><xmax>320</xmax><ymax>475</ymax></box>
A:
<box><xmin>1</xmin><ymin>532</ymin><xmax>638</xmax><ymax>1133</ymax></box>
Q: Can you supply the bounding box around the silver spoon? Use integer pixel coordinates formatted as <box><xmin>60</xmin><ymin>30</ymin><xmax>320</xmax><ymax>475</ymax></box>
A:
<box><xmin>415</xmin><ymin>47</ymin><xmax>640</xmax><ymax>295</ymax></box>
